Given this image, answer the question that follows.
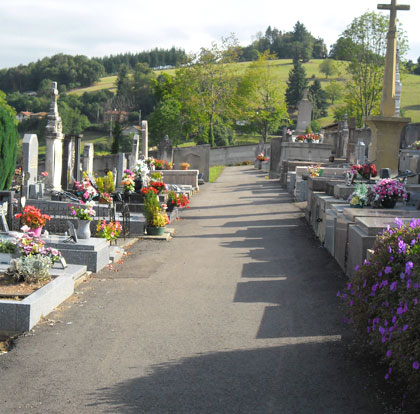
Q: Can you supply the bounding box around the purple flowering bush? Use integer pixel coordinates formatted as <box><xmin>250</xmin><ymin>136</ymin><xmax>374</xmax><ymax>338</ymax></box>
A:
<box><xmin>338</xmin><ymin>218</ymin><xmax>420</xmax><ymax>398</ymax></box>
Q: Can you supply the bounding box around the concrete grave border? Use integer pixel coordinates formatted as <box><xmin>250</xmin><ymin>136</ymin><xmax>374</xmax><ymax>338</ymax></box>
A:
<box><xmin>0</xmin><ymin>264</ymin><xmax>87</xmax><ymax>336</ymax></box>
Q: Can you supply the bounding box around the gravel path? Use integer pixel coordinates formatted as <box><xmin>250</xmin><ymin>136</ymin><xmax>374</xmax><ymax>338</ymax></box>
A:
<box><xmin>0</xmin><ymin>166</ymin><xmax>381</xmax><ymax>413</ymax></box>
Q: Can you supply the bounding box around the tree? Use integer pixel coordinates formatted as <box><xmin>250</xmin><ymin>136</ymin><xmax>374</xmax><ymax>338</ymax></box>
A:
<box><xmin>149</xmin><ymin>95</ymin><xmax>182</xmax><ymax>146</ymax></box>
<box><xmin>319</xmin><ymin>59</ymin><xmax>337</xmax><ymax>79</ymax></box>
<box><xmin>0</xmin><ymin>91</ymin><xmax>18</xmax><ymax>190</ymax></box>
<box><xmin>325</xmin><ymin>81</ymin><xmax>343</xmax><ymax>104</ymax></box>
<box><xmin>337</xmin><ymin>11</ymin><xmax>408</xmax><ymax>125</ymax></box>
<box><xmin>309</xmin><ymin>80</ymin><xmax>328</xmax><ymax>119</ymax></box>
<box><xmin>111</xmin><ymin>117</ymin><xmax>123</xmax><ymax>154</ymax></box>
<box><xmin>237</xmin><ymin>52</ymin><xmax>289</xmax><ymax>142</ymax></box>
<box><xmin>285</xmin><ymin>58</ymin><xmax>308</xmax><ymax>108</ymax></box>
<box><xmin>174</xmin><ymin>36</ymin><xmax>240</xmax><ymax>146</ymax></box>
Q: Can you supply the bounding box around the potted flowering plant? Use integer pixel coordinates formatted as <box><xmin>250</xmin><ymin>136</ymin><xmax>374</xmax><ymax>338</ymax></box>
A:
<box><xmin>166</xmin><ymin>162</ymin><xmax>174</xmax><ymax>170</ymax></box>
<box><xmin>143</xmin><ymin>191</ymin><xmax>169</xmax><ymax>235</ymax></box>
<box><xmin>141</xmin><ymin>186</ymin><xmax>158</xmax><ymax>196</ymax></box>
<box><xmin>15</xmin><ymin>205</ymin><xmax>51</xmax><ymax>237</ymax></box>
<box><xmin>256</xmin><ymin>153</ymin><xmax>268</xmax><ymax>161</ymax></box>
<box><xmin>150</xmin><ymin>181</ymin><xmax>166</xmax><ymax>194</ymax></box>
<box><xmin>96</xmin><ymin>220</ymin><xmax>122</xmax><ymax>242</ymax></box>
<box><xmin>350</xmin><ymin>163</ymin><xmax>378</xmax><ymax>180</ymax></box>
<box><xmin>153</xmin><ymin>159</ymin><xmax>167</xmax><ymax>170</ymax></box>
<box><xmin>295</xmin><ymin>135</ymin><xmax>306</xmax><ymax>142</ymax></box>
<box><xmin>74</xmin><ymin>175</ymin><xmax>99</xmax><ymax>201</ymax></box>
<box><xmin>411</xmin><ymin>140</ymin><xmax>420</xmax><ymax>150</ymax></box>
<box><xmin>121</xmin><ymin>169</ymin><xmax>135</xmax><ymax>193</ymax></box>
<box><xmin>69</xmin><ymin>201</ymin><xmax>96</xmax><ymax>239</ymax></box>
<box><xmin>180</xmin><ymin>162</ymin><xmax>190</xmax><ymax>170</ymax></box>
<box><xmin>7</xmin><ymin>234</ymin><xmax>62</xmax><ymax>283</ymax></box>
<box><xmin>348</xmin><ymin>183</ymin><xmax>369</xmax><ymax>208</ymax></box>
<box><xmin>372</xmin><ymin>179</ymin><xmax>408</xmax><ymax>209</ymax></box>
<box><xmin>307</xmin><ymin>163</ymin><xmax>323</xmax><ymax>177</ymax></box>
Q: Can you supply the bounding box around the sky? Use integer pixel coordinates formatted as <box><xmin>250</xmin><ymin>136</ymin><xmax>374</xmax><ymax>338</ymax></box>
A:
<box><xmin>0</xmin><ymin>0</ymin><xmax>418</xmax><ymax>69</ymax></box>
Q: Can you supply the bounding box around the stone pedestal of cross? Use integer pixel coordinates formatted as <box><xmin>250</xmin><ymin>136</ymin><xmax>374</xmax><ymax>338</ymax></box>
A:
<box><xmin>365</xmin><ymin>0</ymin><xmax>411</xmax><ymax>173</ymax></box>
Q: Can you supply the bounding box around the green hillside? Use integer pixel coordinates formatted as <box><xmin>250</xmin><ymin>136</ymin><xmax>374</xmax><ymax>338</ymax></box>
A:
<box><xmin>69</xmin><ymin>59</ymin><xmax>420</xmax><ymax>125</ymax></box>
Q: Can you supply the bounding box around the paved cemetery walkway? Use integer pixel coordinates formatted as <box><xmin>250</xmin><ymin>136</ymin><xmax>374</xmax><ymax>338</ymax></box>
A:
<box><xmin>0</xmin><ymin>166</ymin><xmax>382</xmax><ymax>413</ymax></box>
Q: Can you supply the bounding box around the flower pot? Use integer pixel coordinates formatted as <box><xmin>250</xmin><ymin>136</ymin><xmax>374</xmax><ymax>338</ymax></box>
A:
<box><xmin>181</xmin><ymin>166</ymin><xmax>189</xmax><ymax>170</ymax></box>
<box><xmin>381</xmin><ymin>197</ymin><xmax>397</xmax><ymax>209</ymax></box>
<box><xmin>134</xmin><ymin>177</ymin><xmax>143</xmax><ymax>193</ymax></box>
<box><xmin>146</xmin><ymin>226</ymin><xmax>166</xmax><ymax>236</ymax></box>
<box><xmin>30</xmin><ymin>226</ymin><xmax>43</xmax><ymax>238</ymax></box>
<box><xmin>77</xmin><ymin>219</ymin><xmax>91</xmax><ymax>239</ymax></box>
<box><xmin>167</xmin><ymin>203</ymin><xmax>176</xmax><ymax>212</ymax></box>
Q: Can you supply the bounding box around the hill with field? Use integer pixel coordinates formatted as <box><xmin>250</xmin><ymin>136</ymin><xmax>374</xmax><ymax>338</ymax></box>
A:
<box><xmin>70</xmin><ymin>59</ymin><xmax>420</xmax><ymax>126</ymax></box>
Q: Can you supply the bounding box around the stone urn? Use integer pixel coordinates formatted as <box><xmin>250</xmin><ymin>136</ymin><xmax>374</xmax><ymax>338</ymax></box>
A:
<box><xmin>77</xmin><ymin>220</ymin><xmax>91</xmax><ymax>239</ymax></box>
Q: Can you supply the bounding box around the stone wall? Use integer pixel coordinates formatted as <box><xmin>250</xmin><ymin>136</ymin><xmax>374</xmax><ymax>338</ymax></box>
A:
<box><xmin>209</xmin><ymin>143</ymin><xmax>270</xmax><ymax>166</ymax></box>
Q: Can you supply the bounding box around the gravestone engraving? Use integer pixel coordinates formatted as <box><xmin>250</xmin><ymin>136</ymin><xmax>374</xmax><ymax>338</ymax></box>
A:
<box><xmin>296</xmin><ymin>90</ymin><xmax>313</xmax><ymax>134</ymax></box>
<box><xmin>22</xmin><ymin>134</ymin><xmax>38</xmax><ymax>199</ymax></box>
<box><xmin>158</xmin><ymin>135</ymin><xmax>173</xmax><ymax>163</ymax></box>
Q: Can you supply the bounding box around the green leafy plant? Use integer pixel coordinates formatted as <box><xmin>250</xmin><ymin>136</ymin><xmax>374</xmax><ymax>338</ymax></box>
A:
<box><xmin>8</xmin><ymin>255</ymin><xmax>52</xmax><ymax>283</ymax></box>
<box><xmin>0</xmin><ymin>240</ymin><xmax>16</xmax><ymax>254</ymax></box>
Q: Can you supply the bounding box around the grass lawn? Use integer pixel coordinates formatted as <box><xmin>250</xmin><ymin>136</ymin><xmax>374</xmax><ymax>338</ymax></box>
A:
<box><xmin>209</xmin><ymin>165</ymin><xmax>225</xmax><ymax>183</ymax></box>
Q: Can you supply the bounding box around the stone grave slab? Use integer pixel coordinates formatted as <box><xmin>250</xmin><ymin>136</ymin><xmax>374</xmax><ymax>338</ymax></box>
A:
<box><xmin>44</xmin><ymin>236</ymin><xmax>109</xmax><ymax>273</ymax></box>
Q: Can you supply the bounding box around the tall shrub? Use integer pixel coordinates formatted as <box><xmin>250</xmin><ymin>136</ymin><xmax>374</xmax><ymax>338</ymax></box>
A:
<box><xmin>0</xmin><ymin>92</ymin><xmax>19</xmax><ymax>190</ymax></box>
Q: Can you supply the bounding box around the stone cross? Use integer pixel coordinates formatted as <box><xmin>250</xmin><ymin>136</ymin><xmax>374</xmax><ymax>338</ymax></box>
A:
<box><xmin>377</xmin><ymin>0</ymin><xmax>410</xmax><ymax>117</ymax></box>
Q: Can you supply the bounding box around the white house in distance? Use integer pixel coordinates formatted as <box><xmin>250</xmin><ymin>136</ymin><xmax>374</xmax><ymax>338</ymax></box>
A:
<box><xmin>16</xmin><ymin>111</ymin><xmax>47</xmax><ymax>123</ymax></box>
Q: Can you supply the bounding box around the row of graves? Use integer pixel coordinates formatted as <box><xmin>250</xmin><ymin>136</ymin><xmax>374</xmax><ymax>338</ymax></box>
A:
<box><xmin>267</xmin><ymin>119</ymin><xmax>420</xmax><ymax>281</ymax></box>
<box><xmin>253</xmin><ymin>73</ymin><xmax>420</xmax><ymax>282</ymax></box>
<box><xmin>0</xmin><ymin>82</ymin><xmax>197</xmax><ymax>338</ymax></box>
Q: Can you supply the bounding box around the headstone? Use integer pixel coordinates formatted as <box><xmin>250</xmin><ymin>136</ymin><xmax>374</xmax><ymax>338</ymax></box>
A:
<box><xmin>45</xmin><ymin>82</ymin><xmax>64</xmax><ymax>191</ymax></box>
<box><xmin>117</xmin><ymin>153</ymin><xmax>127</xmax><ymax>190</ymax></box>
<box><xmin>61</xmin><ymin>135</ymin><xmax>74</xmax><ymax>190</ymax></box>
<box><xmin>74</xmin><ymin>134</ymin><xmax>82</xmax><ymax>181</ymax></box>
<box><xmin>82</xmin><ymin>143</ymin><xmax>94</xmax><ymax>174</ymax></box>
<box><xmin>22</xmin><ymin>134</ymin><xmax>38</xmax><ymax>199</ymax></box>
<box><xmin>255</xmin><ymin>140</ymin><xmax>265</xmax><ymax>157</ymax></box>
<box><xmin>341</xmin><ymin>115</ymin><xmax>350</xmax><ymax>160</ymax></box>
<box><xmin>295</xmin><ymin>90</ymin><xmax>313</xmax><ymax>134</ymax></box>
<box><xmin>173</xmin><ymin>144</ymin><xmax>210</xmax><ymax>182</ymax></box>
<box><xmin>128</xmin><ymin>134</ymin><xmax>140</xmax><ymax>168</ymax></box>
<box><xmin>158</xmin><ymin>135</ymin><xmax>173</xmax><ymax>163</ymax></box>
<box><xmin>141</xmin><ymin>120</ymin><xmax>148</xmax><ymax>158</ymax></box>
<box><xmin>355</xmin><ymin>140</ymin><xmax>366</xmax><ymax>164</ymax></box>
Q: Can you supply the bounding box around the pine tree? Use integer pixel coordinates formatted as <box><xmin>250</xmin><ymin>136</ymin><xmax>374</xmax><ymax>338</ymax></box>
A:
<box><xmin>0</xmin><ymin>93</ymin><xmax>18</xmax><ymax>190</ymax></box>
<box><xmin>309</xmin><ymin>80</ymin><xmax>328</xmax><ymax>119</ymax></box>
<box><xmin>285</xmin><ymin>59</ymin><xmax>308</xmax><ymax>108</ymax></box>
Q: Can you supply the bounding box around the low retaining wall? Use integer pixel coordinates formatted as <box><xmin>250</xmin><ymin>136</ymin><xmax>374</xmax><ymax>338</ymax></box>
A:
<box><xmin>210</xmin><ymin>143</ymin><xmax>270</xmax><ymax>166</ymax></box>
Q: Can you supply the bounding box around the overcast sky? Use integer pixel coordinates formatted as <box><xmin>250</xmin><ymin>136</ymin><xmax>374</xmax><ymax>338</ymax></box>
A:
<box><xmin>0</xmin><ymin>0</ymin><xmax>418</xmax><ymax>69</ymax></box>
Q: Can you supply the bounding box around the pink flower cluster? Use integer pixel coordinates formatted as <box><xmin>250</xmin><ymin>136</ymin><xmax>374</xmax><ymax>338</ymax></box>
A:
<box><xmin>373</xmin><ymin>179</ymin><xmax>408</xmax><ymax>201</ymax></box>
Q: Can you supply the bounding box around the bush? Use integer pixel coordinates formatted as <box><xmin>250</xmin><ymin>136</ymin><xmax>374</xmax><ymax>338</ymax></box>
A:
<box><xmin>9</xmin><ymin>255</ymin><xmax>52</xmax><ymax>283</ymax></box>
<box><xmin>338</xmin><ymin>218</ymin><xmax>420</xmax><ymax>402</ymax></box>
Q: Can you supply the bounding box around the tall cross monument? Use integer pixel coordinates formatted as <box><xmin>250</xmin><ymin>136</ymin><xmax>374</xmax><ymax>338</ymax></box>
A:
<box><xmin>366</xmin><ymin>0</ymin><xmax>411</xmax><ymax>173</ymax></box>
<box><xmin>377</xmin><ymin>0</ymin><xmax>410</xmax><ymax>117</ymax></box>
